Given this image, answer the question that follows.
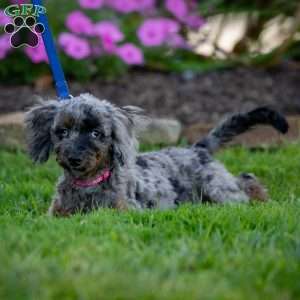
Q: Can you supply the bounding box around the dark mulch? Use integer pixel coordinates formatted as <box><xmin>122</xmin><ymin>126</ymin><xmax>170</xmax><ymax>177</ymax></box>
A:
<box><xmin>1</xmin><ymin>64</ymin><xmax>299</xmax><ymax>125</ymax></box>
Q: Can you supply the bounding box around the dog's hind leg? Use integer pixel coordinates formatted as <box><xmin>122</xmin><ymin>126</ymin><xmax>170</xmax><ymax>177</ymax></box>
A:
<box><xmin>237</xmin><ymin>173</ymin><xmax>269</xmax><ymax>202</ymax></box>
<box><xmin>199</xmin><ymin>161</ymin><xmax>249</xmax><ymax>204</ymax></box>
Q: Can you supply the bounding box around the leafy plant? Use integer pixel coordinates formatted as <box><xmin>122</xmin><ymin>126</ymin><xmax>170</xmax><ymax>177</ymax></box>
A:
<box><xmin>0</xmin><ymin>0</ymin><xmax>205</xmax><ymax>82</ymax></box>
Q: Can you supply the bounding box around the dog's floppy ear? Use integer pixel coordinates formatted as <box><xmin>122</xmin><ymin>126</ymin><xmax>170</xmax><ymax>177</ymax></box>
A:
<box><xmin>121</xmin><ymin>105</ymin><xmax>144</xmax><ymax>121</ymax></box>
<box><xmin>121</xmin><ymin>105</ymin><xmax>149</xmax><ymax>136</ymax></box>
<box><xmin>25</xmin><ymin>101</ymin><xmax>59</xmax><ymax>163</ymax></box>
<box><xmin>111</xmin><ymin>105</ymin><xmax>146</xmax><ymax>167</ymax></box>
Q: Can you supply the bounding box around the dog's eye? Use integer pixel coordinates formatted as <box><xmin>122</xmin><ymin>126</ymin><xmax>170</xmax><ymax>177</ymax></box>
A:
<box><xmin>91</xmin><ymin>130</ymin><xmax>101</xmax><ymax>139</ymax></box>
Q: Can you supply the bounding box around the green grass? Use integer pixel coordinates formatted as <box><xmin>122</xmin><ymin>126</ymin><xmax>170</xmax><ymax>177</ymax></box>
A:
<box><xmin>1</xmin><ymin>143</ymin><xmax>300</xmax><ymax>300</ymax></box>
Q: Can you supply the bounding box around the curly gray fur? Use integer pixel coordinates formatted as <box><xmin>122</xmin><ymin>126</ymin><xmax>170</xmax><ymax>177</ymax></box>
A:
<box><xmin>25</xmin><ymin>94</ymin><xmax>288</xmax><ymax>216</ymax></box>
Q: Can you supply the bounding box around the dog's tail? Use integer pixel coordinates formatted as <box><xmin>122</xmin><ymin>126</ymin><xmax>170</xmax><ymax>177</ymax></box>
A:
<box><xmin>193</xmin><ymin>107</ymin><xmax>289</xmax><ymax>154</ymax></box>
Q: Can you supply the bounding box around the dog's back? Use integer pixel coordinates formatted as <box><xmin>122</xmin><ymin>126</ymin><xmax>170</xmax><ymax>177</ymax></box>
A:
<box><xmin>134</xmin><ymin>107</ymin><xmax>289</xmax><ymax>208</ymax></box>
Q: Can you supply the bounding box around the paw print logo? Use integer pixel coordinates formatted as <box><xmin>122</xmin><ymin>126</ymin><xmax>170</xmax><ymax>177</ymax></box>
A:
<box><xmin>4</xmin><ymin>16</ymin><xmax>45</xmax><ymax>48</ymax></box>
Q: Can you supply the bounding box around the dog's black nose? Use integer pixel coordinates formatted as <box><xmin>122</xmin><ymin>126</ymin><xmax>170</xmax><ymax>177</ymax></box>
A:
<box><xmin>68</xmin><ymin>156</ymin><xmax>82</xmax><ymax>167</ymax></box>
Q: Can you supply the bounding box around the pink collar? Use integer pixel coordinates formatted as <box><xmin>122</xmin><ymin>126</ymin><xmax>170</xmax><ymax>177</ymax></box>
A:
<box><xmin>72</xmin><ymin>169</ymin><xmax>111</xmax><ymax>188</ymax></box>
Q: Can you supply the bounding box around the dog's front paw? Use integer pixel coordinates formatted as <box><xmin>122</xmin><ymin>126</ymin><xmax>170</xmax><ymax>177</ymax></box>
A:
<box><xmin>113</xmin><ymin>198</ymin><xmax>142</xmax><ymax>210</ymax></box>
<box><xmin>48</xmin><ymin>199</ymin><xmax>73</xmax><ymax>217</ymax></box>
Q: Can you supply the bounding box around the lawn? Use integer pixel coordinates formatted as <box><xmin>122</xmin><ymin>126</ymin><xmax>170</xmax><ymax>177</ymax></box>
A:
<box><xmin>0</xmin><ymin>143</ymin><xmax>300</xmax><ymax>300</ymax></box>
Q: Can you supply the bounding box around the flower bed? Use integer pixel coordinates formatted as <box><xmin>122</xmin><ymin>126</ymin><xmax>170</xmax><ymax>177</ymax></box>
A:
<box><xmin>0</xmin><ymin>0</ymin><xmax>204</xmax><ymax>82</ymax></box>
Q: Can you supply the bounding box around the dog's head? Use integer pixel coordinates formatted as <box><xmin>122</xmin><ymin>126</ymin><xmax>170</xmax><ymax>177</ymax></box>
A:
<box><xmin>25</xmin><ymin>94</ymin><xmax>144</xmax><ymax>179</ymax></box>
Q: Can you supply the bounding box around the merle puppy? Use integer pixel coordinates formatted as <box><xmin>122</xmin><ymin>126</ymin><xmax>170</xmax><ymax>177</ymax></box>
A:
<box><xmin>25</xmin><ymin>94</ymin><xmax>288</xmax><ymax>216</ymax></box>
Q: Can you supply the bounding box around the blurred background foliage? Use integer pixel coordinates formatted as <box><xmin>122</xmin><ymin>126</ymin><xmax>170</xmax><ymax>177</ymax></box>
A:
<box><xmin>199</xmin><ymin>0</ymin><xmax>298</xmax><ymax>16</ymax></box>
<box><xmin>0</xmin><ymin>0</ymin><xmax>299</xmax><ymax>84</ymax></box>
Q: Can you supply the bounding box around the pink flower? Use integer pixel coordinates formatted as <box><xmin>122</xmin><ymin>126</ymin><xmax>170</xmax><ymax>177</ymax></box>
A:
<box><xmin>165</xmin><ymin>0</ymin><xmax>188</xmax><ymax>20</ymax></box>
<box><xmin>65</xmin><ymin>11</ymin><xmax>94</xmax><ymax>36</ymax></box>
<box><xmin>165</xmin><ymin>0</ymin><xmax>205</xmax><ymax>29</ymax></box>
<box><xmin>0</xmin><ymin>10</ymin><xmax>11</xmax><ymax>26</ymax></box>
<box><xmin>24</xmin><ymin>40</ymin><xmax>48</xmax><ymax>63</ymax></box>
<box><xmin>117</xmin><ymin>43</ymin><xmax>144</xmax><ymax>65</ymax></box>
<box><xmin>0</xmin><ymin>35</ymin><xmax>11</xmax><ymax>59</ymax></box>
<box><xmin>137</xmin><ymin>19</ymin><xmax>167</xmax><ymax>46</ymax></box>
<box><xmin>167</xmin><ymin>34</ymin><xmax>188</xmax><ymax>48</ymax></box>
<box><xmin>58</xmin><ymin>32</ymin><xmax>91</xmax><ymax>59</ymax></box>
<box><xmin>107</xmin><ymin>0</ymin><xmax>139</xmax><ymax>13</ymax></box>
<box><xmin>0</xmin><ymin>51</ymin><xmax>7</xmax><ymax>61</ymax></box>
<box><xmin>79</xmin><ymin>0</ymin><xmax>104</xmax><ymax>9</ymax></box>
<box><xmin>159</xmin><ymin>18</ymin><xmax>180</xmax><ymax>34</ymax></box>
<box><xmin>101</xmin><ymin>35</ymin><xmax>117</xmax><ymax>54</ymax></box>
<box><xmin>0</xmin><ymin>35</ymin><xmax>11</xmax><ymax>51</ymax></box>
<box><xmin>184</xmin><ymin>14</ymin><xmax>205</xmax><ymax>29</ymax></box>
<box><xmin>108</xmin><ymin>0</ymin><xmax>156</xmax><ymax>12</ymax></box>
<box><xmin>94</xmin><ymin>21</ymin><xmax>124</xmax><ymax>42</ymax></box>
<box><xmin>137</xmin><ymin>18</ymin><xmax>180</xmax><ymax>47</ymax></box>
<box><xmin>136</xmin><ymin>0</ymin><xmax>156</xmax><ymax>11</ymax></box>
<box><xmin>58</xmin><ymin>33</ymin><xmax>71</xmax><ymax>48</ymax></box>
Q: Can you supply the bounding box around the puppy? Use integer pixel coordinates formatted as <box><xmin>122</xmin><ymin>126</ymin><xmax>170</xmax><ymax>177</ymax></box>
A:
<box><xmin>25</xmin><ymin>94</ymin><xmax>288</xmax><ymax>216</ymax></box>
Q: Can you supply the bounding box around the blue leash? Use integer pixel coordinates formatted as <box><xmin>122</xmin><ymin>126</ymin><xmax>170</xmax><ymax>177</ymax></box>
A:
<box><xmin>32</xmin><ymin>0</ymin><xmax>71</xmax><ymax>100</ymax></box>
